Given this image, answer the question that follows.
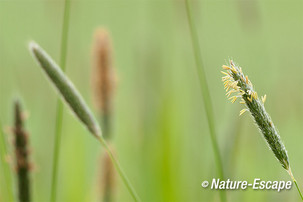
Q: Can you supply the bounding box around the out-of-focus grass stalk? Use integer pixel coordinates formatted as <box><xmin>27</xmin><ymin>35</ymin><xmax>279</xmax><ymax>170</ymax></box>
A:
<box><xmin>0</xmin><ymin>121</ymin><xmax>15</xmax><ymax>201</ymax></box>
<box><xmin>14</xmin><ymin>101</ymin><xmax>31</xmax><ymax>202</ymax></box>
<box><xmin>184</xmin><ymin>1</ymin><xmax>226</xmax><ymax>201</ymax></box>
<box><xmin>100</xmin><ymin>146</ymin><xmax>115</xmax><ymax>202</ymax></box>
<box><xmin>92</xmin><ymin>28</ymin><xmax>116</xmax><ymax>140</ymax></box>
<box><xmin>91</xmin><ymin>29</ymin><xmax>116</xmax><ymax>201</ymax></box>
<box><xmin>50</xmin><ymin>0</ymin><xmax>71</xmax><ymax>201</ymax></box>
<box><xmin>29</xmin><ymin>42</ymin><xmax>141</xmax><ymax>202</ymax></box>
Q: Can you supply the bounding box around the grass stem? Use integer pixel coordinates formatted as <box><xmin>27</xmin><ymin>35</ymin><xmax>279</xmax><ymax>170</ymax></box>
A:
<box><xmin>50</xmin><ymin>0</ymin><xmax>71</xmax><ymax>201</ymax></box>
<box><xmin>288</xmin><ymin>169</ymin><xmax>303</xmax><ymax>200</ymax></box>
<box><xmin>98</xmin><ymin>137</ymin><xmax>141</xmax><ymax>202</ymax></box>
<box><xmin>184</xmin><ymin>0</ymin><xmax>226</xmax><ymax>201</ymax></box>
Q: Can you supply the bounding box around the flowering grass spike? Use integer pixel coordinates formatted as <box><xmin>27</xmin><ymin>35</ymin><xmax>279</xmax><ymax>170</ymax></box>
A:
<box><xmin>221</xmin><ymin>60</ymin><xmax>303</xmax><ymax>200</ymax></box>
<box><xmin>29</xmin><ymin>41</ymin><xmax>140</xmax><ymax>201</ymax></box>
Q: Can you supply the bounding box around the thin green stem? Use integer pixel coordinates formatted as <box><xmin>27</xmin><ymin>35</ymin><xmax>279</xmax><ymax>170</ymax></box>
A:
<box><xmin>288</xmin><ymin>169</ymin><xmax>303</xmax><ymax>200</ymax></box>
<box><xmin>294</xmin><ymin>180</ymin><xmax>303</xmax><ymax>200</ymax></box>
<box><xmin>184</xmin><ymin>0</ymin><xmax>226</xmax><ymax>201</ymax></box>
<box><xmin>0</xmin><ymin>121</ymin><xmax>15</xmax><ymax>201</ymax></box>
<box><xmin>59</xmin><ymin>0</ymin><xmax>70</xmax><ymax>72</ymax></box>
<box><xmin>50</xmin><ymin>103</ymin><xmax>64</xmax><ymax>202</ymax></box>
<box><xmin>50</xmin><ymin>0</ymin><xmax>71</xmax><ymax>201</ymax></box>
<box><xmin>97</xmin><ymin>137</ymin><xmax>141</xmax><ymax>202</ymax></box>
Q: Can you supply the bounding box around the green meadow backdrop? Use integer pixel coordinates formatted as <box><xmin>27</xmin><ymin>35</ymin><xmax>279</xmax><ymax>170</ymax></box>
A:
<box><xmin>0</xmin><ymin>0</ymin><xmax>303</xmax><ymax>201</ymax></box>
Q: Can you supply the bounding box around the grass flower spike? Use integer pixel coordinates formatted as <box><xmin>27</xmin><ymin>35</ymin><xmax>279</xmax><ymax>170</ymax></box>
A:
<box><xmin>92</xmin><ymin>28</ymin><xmax>117</xmax><ymax>202</ymax></box>
<box><xmin>222</xmin><ymin>60</ymin><xmax>303</xmax><ymax>200</ymax></box>
<box><xmin>222</xmin><ymin>60</ymin><xmax>288</xmax><ymax>169</ymax></box>
<box><xmin>14</xmin><ymin>101</ymin><xmax>31</xmax><ymax>202</ymax></box>
<box><xmin>29</xmin><ymin>41</ymin><xmax>140</xmax><ymax>201</ymax></box>
<box><xmin>29</xmin><ymin>42</ymin><xmax>101</xmax><ymax>137</ymax></box>
<box><xmin>92</xmin><ymin>28</ymin><xmax>116</xmax><ymax>139</ymax></box>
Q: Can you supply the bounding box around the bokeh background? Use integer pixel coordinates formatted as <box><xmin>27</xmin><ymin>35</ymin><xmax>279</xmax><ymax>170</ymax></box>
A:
<box><xmin>1</xmin><ymin>0</ymin><xmax>303</xmax><ymax>201</ymax></box>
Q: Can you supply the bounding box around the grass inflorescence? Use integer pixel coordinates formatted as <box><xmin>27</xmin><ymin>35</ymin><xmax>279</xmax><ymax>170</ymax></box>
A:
<box><xmin>222</xmin><ymin>60</ymin><xmax>303</xmax><ymax>200</ymax></box>
<box><xmin>91</xmin><ymin>28</ymin><xmax>117</xmax><ymax>202</ymax></box>
<box><xmin>92</xmin><ymin>28</ymin><xmax>116</xmax><ymax>140</ymax></box>
<box><xmin>13</xmin><ymin>101</ymin><xmax>31</xmax><ymax>202</ymax></box>
<box><xmin>29</xmin><ymin>42</ymin><xmax>101</xmax><ymax>137</ymax></box>
<box><xmin>29</xmin><ymin>41</ymin><xmax>140</xmax><ymax>202</ymax></box>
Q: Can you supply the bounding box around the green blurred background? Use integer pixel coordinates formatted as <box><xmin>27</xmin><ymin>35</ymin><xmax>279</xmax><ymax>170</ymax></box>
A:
<box><xmin>1</xmin><ymin>0</ymin><xmax>303</xmax><ymax>201</ymax></box>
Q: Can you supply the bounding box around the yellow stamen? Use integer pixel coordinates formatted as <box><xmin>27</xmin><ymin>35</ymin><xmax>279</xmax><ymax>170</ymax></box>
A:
<box><xmin>222</xmin><ymin>76</ymin><xmax>230</xmax><ymax>81</ymax></box>
<box><xmin>239</xmin><ymin>108</ymin><xmax>248</xmax><ymax>116</ymax></box>
<box><xmin>248</xmin><ymin>95</ymin><xmax>252</xmax><ymax>102</ymax></box>
<box><xmin>229</xmin><ymin>96</ymin><xmax>237</xmax><ymax>103</ymax></box>
<box><xmin>230</xmin><ymin>81</ymin><xmax>238</xmax><ymax>89</ymax></box>
<box><xmin>240</xmin><ymin>75</ymin><xmax>245</xmax><ymax>82</ymax></box>
<box><xmin>252</xmin><ymin>91</ymin><xmax>258</xmax><ymax>99</ymax></box>
<box><xmin>261</xmin><ymin>94</ymin><xmax>267</xmax><ymax>103</ymax></box>
<box><xmin>226</xmin><ymin>90</ymin><xmax>237</xmax><ymax>97</ymax></box>
<box><xmin>225</xmin><ymin>86</ymin><xmax>231</xmax><ymax>92</ymax></box>
<box><xmin>221</xmin><ymin>71</ymin><xmax>229</xmax><ymax>76</ymax></box>
<box><xmin>245</xmin><ymin>76</ymin><xmax>249</xmax><ymax>84</ymax></box>
<box><xmin>231</xmin><ymin>66</ymin><xmax>237</xmax><ymax>73</ymax></box>
<box><xmin>222</xmin><ymin>65</ymin><xmax>231</xmax><ymax>70</ymax></box>
<box><xmin>224</xmin><ymin>80</ymin><xmax>231</xmax><ymax>85</ymax></box>
<box><xmin>224</xmin><ymin>83</ymin><xmax>230</xmax><ymax>89</ymax></box>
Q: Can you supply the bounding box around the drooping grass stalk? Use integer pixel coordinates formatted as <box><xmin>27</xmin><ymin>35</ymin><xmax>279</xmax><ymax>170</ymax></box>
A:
<box><xmin>50</xmin><ymin>0</ymin><xmax>71</xmax><ymax>201</ymax></box>
<box><xmin>222</xmin><ymin>60</ymin><xmax>303</xmax><ymax>200</ymax></box>
<box><xmin>0</xmin><ymin>120</ymin><xmax>15</xmax><ymax>202</ymax></box>
<box><xmin>91</xmin><ymin>28</ymin><xmax>116</xmax><ymax>201</ymax></box>
<box><xmin>184</xmin><ymin>1</ymin><xmax>226</xmax><ymax>201</ymax></box>
<box><xmin>29</xmin><ymin>42</ymin><xmax>141</xmax><ymax>202</ymax></box>
<box><xmin>14</xmin><ymin>101</ymin><xmax>31</xmax><ymax>202</ymax></box>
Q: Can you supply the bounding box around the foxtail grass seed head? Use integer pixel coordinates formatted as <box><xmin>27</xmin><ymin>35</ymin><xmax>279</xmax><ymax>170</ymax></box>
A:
<box><xmin>14</xmin><ymin>101</ymin><xmax>31</xmax><ymax>202</ymax></box>
<box><xmin>221</xmin><ymin>60</ymin><xmax>290</xmax><ymax>170</ymax></box>
<box><xmin>92</xmin><ymin>28</ymin><xmax>116</xmax><ymax>116</ymax></box>
<box><xmin>91</xmin><ymin>29</ymin><xmax>116</xmax><ymax>139</ymax></box>
<box><xmin>29</xmin><ymin>41</ymin><xmax>101</xmax><ymax>137</ymax></box>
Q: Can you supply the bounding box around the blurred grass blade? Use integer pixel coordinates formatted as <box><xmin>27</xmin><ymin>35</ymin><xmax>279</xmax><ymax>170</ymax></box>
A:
<box><xmin>50</xmin><ymin>0</ymin><xmax>71</xmax><ymax>201</ymax></box>
<box><xmin>184</xmin><ymin>0</ymin><xmax>226</xmax><ymax>201</ymax></box>
<box><xmin>29</xmin><ymin>42</ymin><xmax>101</xmax><ymax>137</ymax></box>
<box><xmin>0</xmin><ymin>120</ymin><xmax>15</xmax><ymax>201</ymax></box>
